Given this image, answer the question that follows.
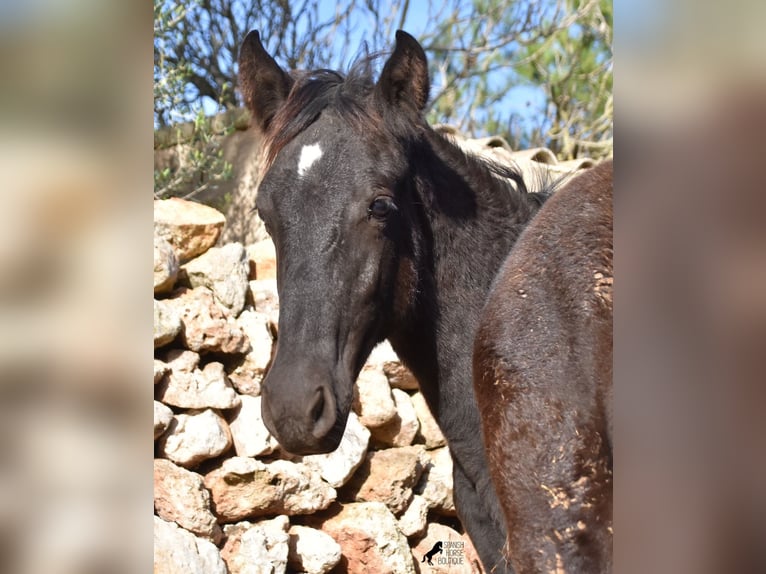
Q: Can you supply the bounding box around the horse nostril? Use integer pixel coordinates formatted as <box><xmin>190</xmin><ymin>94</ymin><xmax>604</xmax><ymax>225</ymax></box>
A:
<box><xmin>308</xmin><ymin>385</ymin><xmax>336</xmax><ymax>440</ymax></box>
<box><xmin>310</xmin><ymin>390</ymin><xmax>325</xmax><ymax>425</ymax></box>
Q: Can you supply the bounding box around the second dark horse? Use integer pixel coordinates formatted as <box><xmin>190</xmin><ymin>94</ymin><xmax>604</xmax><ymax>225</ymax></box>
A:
<box><xmin>474</xmin><ymin>161</ymin><xmax>613</xmax><ymax>573</ymax></box>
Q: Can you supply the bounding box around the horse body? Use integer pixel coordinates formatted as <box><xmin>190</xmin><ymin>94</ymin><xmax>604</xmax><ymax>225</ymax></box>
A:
<box><xmin>473</xmin><ymin>161</ymin><xmax>613</xmax><ymax>573</ymax></box>
<box><xmin>238</xmin><ymin>30</ymin><xmax>548</xmax><ymax>573</ymax></box>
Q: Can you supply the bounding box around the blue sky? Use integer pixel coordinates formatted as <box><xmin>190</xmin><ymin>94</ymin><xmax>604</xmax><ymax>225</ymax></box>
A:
<box><xmin>310</xmin><ymin>0</ymin><xmax>548</xmax><ymax>134</ymax></box>
<box><xmin>196</xmin><ymin>0</ymin><xmax>549</xmax><ymax>139</ymax></box>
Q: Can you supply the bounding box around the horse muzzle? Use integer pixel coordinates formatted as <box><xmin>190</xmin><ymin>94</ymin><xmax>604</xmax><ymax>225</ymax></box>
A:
<box><xmin>260</xmin><ymin>366</ymin><xmax>346</xmax><ymax>455</ymax></box>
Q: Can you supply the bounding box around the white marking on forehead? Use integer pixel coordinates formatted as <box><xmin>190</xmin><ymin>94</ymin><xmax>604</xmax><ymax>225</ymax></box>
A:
<box><xmin>297</xmin><ymin>143</ymin><xmax>323</xmax><ymax>177</ymax></box>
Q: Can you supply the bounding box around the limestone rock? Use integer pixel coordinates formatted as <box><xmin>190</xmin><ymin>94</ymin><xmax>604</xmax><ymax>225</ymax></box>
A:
<box><xmin>222</xmin><ymin>516</ymin><xmax>290</xmax><ymax>574</ymax></box>
<box><xmin>163</xmin><ymin>348</ymin><xmax>200</xmax><ymax>373</ymax></box>
<box><xmin>341</xmin><ymin>445</ymin><xmax>427</xmax><ymax>515</ymax></box>
<box><xmin>416</xmin><ymin>447</ymin><xmax>456</xmax><ymax>516</ymax></box>
<box><xmin>154</xmin><ymin>401</ymin><xmax>174</xmax><ymax>439</ymax></box>
<box><xmin>306</xmin><ymin>502</ymin><xmax>415</xmax><ymax>574</ymax></box>
<box><xmin>287</xmin><ymin>525</ymin><xmax>342</xmax><ymax>574</ymax></box>
<box><xmin>154</xmin><ymin>233</ymin><xmax>179</xmax><ymax>295</ymax></box>
<box><xmin>226</xmin><ymin>354</ymin><xmax>264</xmax><ymax>396</ymax></box>
<box><xmin>154</xmin><ymin>359</ymin><xmax>170</xmax><ymax>385</ymax></box>
<box><xmin>411</xmin><ymin>392</ymin><xmax>446</xmax><ymax>449</ymax></box>
<box><xmin>154</xmin><ymin>515</ymin><xmax>227</xmax><ymax>574</ymax></box>
<box><xmin>366</xmin><ymin>341</ymin><xmax>419</xmax><ymax>391</ymax></box>
<box><xmin>204</xmin><ymin>457</ymin><xmax>336</xmax><ymax>522</ymax></box>
<box><xmin>229</xmin><ymin>394</ymin><xmax>279</xmax><ymax>457</ymax></box>
<box><xmin>371</xmin><ymin>388</ymin><xmax>420</xmax><ymax>448</ymax></box>
<box><xmin>366</xmin><ymin>339</ymin><xmax>400</xmax><ymax>365</ymax></box>
<box><xmin>397</xmin><ymin>494</ymin><xmax>429</xmax><ymax>538</ymax></box>
<box><xmin>411</xmin><ymin>522</ymin><xmax>485</xmax><ymax>574</ymax></box>
<box><xmin>154</xmin><ymin>299</ymin><xmax>181</xmax><ymax>349</ymax></box>
<box><xmin>247</xmin><ymin>238</ymin><xmax>277</xmax><ymax>280</ymax></box>
<box><xmin>158</xmin><ymin>358</ymin><xmax>240</xmax><ymax>410</ymax></box>
<box><xmin>248</xmin><ymin>279</ymin><xmax>279</xmax><ymax>330</ymax></box>
<box><xmin>302</xmin><ymin>412</ymin><xmax>370</xmax><ymax>488</ymax></box>
<box><xmin>183</xmin><ymin>242</ymin><xmax>249</xmax><ymax>316</ymax></box>
<box><xmin>228</xmin><ymin>309</ymin><xmax>273</xmax><ymax>393</ymax></box>
<box><xmin>158</xmin><ymin>409</ymin><xmax>232</xmax><ymax>468</ymax></box>
<box><xmin>383</xmin><ymin>361</ymin><xmax>420</xmax><ymax>391</ymax></box>
<box><xmin>167</xmin><ymin>287</ymin><xmax>250</xmax><ymax>354</ymax></box>
<box><xmin>154</xmin><ymin>459</ymin><xmax>222</xmax><ymax>543</ymax></box>
<box><xmin>352</xmin><ymin>366</ymin><xmax>397</xmax><ymax>428</ymax></box>
<box><xmin>248</xmin><ymin>278</ymin><xmax>278</xmax><ymax>308</ymax></box>
<box><xmin>154</xmin><ymin>198</ymin><xmax>225</xmax><ymax>264</ymax></box>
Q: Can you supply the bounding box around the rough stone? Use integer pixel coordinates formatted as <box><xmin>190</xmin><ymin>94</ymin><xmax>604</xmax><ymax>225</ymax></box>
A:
<box><xmin>371</xmin><ymin>388</ymin><xmax>420</xmax><ymax>448</ymax></box>
<box><xmin>352</xmin><ymin>366</ymin><xmax>397</xmax><ymax>428</ymax></box>
<box><xmin>154</xmin><ymin>198</ymin><xmax>225</xmax><ymax>264</ymax></box>
<box><xmin>154</xmin><ymin>515</ymin><xmax>227</xmax><ymax>574</ymax></box>
<box><xmin>153</xmin><ymin>459</ymin><xmax>222</xmax><ymax>543</ymax></box>
<box><xmin>167</xmin><ymin>287</ymin><xmax>250</xmax><ymax>354</ymax></box>
<box><xmin>416</xmin><ymin>447</ymin><xmax>456</xmax><ymax>516</ymax></box>
<box><xmin>306</xmin><ymin>502</ymin><xmax>415</xmax><ymax>574</ymax></box>
<box><xmin>367</xmin><ymin>341</ymin><xmax>419</xmax><ymax>391</ymax></box>
<box><xmin>163</xmin><ymin>348</ymin><xmax>200</xmax><ymax>373</ymax></box>
<box><xmin>247</xmin><ymin>238</ymin><xmax>277</xmax><ymax>280</ymax></box>
<box><xmin>155</xmin><ymin>233</ymin><xmax>179</xmax><ymax>295</ymax></box>
<box><xmin>222</xmin><ymin>516</ymin><xmax>290</xmax><ymax>574</ymax></box>
<box><xmin>411</xmin><ymin>392</ymin><xmax>447</xmax><ymax>449</ymax></box>
<box><xmin>248</xmin><ymin>278</ymin><xmax>278</xmax><ymax>308</ymax></box>
<box><xmin>229</xmin><ymin>309</ymin><xmax>273</xmax><ymax>391</ymax></box>
<box><xmin>287</xmin><ymin>525</ymin><xmax>342</xmax><ymax>574</ymax></box>
<box><xmin>366</xmin><ymin>339</ymin><xmax>400</xmax><ymax>365</ymax></box>
<box><xmin>229</xmin><ymin>394</ymin><xmax>279</xmax><ymax>457</ymax></box>
<box><xmin>248</xmin><ymin>279</ymin><xmax>279</xmax><ymax>331</ymax></box>
<box><xmin>183</xmin><ymin>242</ymin><xmax>249</xmax><ymax>316</ymax></box>
<box><xmin>158</xmin><ymin>359</ymin><xmax>240</xmax><ymax>410</ymax></box>
<box><xmin>158</xmin><ymin>409</ymin><xmax>232</xmax><ymax>468</ymax></box>
<box><xmin>226</xmin><ymin>354</ymin><xmax>264</xmax><ymax>396</ymax></box>
<box><xmin>204</xmin><ymin>457</ymin><xmax>336</xmax><ymax>522</ymax></box>
<box><xmin>154</xmin><ymin>400</ymin><xmax>174</xmax><ymax>439</ymax></box>
<box><xmin>341</xmin><ymin>445</ymin><xmax>427</xmax><ymax>515</ymax></box>
<box><xmin>302</xmin><ymin>412</ymin><xmax>370</xmax><ymax>488</ymax></box>
<box><xmin>383</xmin><ymin>361</ymin><xmax>420</xmax><ymax>391</ymax></box>
<box><xmin>411</xmin><ymin>522</ymin><xmax>485</xmax><ymax>574</ymax></box>
<box><xmin>397</xmin><ymin>494</ymin><xmax>430</xmax><ymax>538</ymax></box>
<box><xmin>154</xmin><ymin>358</ymin><xmax>170</xmax><ymax>385</ymax></box>
<box><xmin>154</xmin><ymin>299</ymin><xmax>182</xmax><ymax>348</ymax></box>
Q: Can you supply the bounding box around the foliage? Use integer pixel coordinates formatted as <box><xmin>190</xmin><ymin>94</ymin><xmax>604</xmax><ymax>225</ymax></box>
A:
<box><xmin>154</xmin><ymin>0</ymin><xmax>613</xmax><ymax>197</ymax></box>
<box><xmin>154</xmin><ymin>0</ymin><xmax>362</xmax><ymax>127</ymax></box>
<box><xmin>514</xmin><ymin>0</ymin><xmax>613</xmax><ymax>158</ymax></box>
<box><xmin>417</xmin><ymin>0</ymin><xmax>612</xmax><ymax>157</ymax></box>
<box><xmin>154</xmin><ymin>110</ymin><xmax>235</xmax><ymax>200</ymax></box>
<box><xmin>154</xmin><ymin>0</ymin><xmax>234</xmax><ymax>199</ymax></box>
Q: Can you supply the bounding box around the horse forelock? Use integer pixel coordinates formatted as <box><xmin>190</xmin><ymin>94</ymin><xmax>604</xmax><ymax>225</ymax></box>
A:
<box><xmin>263</xmin><ymin>58</ymin><xmax>385</xmax><ymax>170</ymax></box>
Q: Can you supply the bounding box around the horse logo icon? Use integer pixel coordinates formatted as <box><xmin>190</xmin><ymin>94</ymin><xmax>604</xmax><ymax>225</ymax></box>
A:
<box><xmin>421</xmin><ymin>541</ymin><xmax>443</xmax><ymax>566</ymax></box>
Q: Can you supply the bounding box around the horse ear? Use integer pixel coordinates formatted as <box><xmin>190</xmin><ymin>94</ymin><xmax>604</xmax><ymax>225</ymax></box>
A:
<box><xmin>238</xmin><ymin>30</ymin><xmax>293</xmax><ymax>131</ymax></box>
<box><xmin>377</xmin><ymin>30</ymin><xmax>429</xmax><ymax>113</ymax></box>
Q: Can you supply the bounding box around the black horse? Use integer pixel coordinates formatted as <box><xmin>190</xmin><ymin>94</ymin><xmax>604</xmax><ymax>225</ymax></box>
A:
<box><xmin>474</xmin><ymin>161</ymin><xmax>613</xmax><ymax>573</ymax></box>
<box><xmin>238</xmin><ymin>30</ymin><xmax>551</xmax><ymax>573</ymax></box>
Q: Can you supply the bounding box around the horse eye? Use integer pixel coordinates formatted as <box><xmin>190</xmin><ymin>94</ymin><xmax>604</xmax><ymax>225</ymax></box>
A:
<box><xmin>368</xmin><ymin>196</ymin><xmax>395</xmax><ymax>220</ymax></box>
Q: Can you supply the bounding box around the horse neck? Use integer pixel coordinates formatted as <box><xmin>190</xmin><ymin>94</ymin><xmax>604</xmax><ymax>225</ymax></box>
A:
<box><xmin>389</xmin><ymin>129</ymin><xmax>541</xmax><ymax>412</ymax></box>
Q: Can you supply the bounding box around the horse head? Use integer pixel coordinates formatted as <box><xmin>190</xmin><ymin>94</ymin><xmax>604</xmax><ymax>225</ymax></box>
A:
<box><xmin>239</xmin><ymin>30</ymin><xmax>430</xmax><ymax>454</ymax></box>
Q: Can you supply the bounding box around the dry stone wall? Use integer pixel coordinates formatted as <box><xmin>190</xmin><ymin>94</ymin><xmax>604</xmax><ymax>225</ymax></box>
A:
<box><xmin>154</xmin><ymin>198</ymin><xmax>485</xmax><ymax>574</ymax></box>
